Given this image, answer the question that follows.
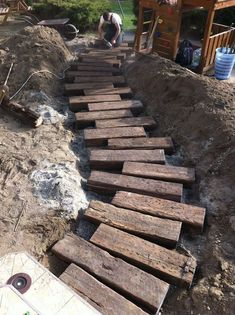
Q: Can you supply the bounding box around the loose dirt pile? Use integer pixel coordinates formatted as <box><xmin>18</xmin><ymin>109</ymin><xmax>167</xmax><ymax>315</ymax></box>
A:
<box><xmin>0</xmin><ymin>26</ymin><xmax>95</xmax><ymax>268</ymax></box>
<box><xmin>125</xmin><ymin>54</ymin><xmax>235</xmax><ymax>315</ymax></box>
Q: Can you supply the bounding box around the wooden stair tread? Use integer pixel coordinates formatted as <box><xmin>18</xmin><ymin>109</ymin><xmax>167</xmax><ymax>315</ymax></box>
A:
<box><xmin>79</xmin><ymin>52</ymin><xmax>126</xmax><ymax>61</ymax></box>
<box><xmin>91</xmin><ymin>224</ymin><xmax>197</xmax><ymax>288</ymax></box>
<box><xmin>84</xmin><ymin>87</ymin><xmax>132</xmax><ymax>96</ymax></box>
<box><xmin>122</xmin><ymin>162</ymin><xmax>195</xmax><ymax>184</ymax></box>
<box><xmin>87</xmin><ymin>171</ymin><xmax>183</xmax><ymax>202</ymax></box>
<box><xmin>112</xmin><ymin>191</ymin><xmax>206</xmax><ymax>231</ymax></box>
<box><xmin>89</xmin><ymin>149</ymin><xmax>165</xmax><ymax>170</ymax></box>
<box><xmin>71</xmin><ymin>64</ymin><xmax>121</xmax><ymax>73</ymax></box>
<box><xmin>84</xmin><ymin>200</ymin><xmax>182</xmax><ymax>246</ymax></box>
<box><xmin>60</xmin><ymin>264</ymin><xmax>147</xmax><ymax>315</ymax></box>
<box><xmin>88</xmin><ymin>100</ymin><xmax>143</xmax><ymax>113</ymax></box>
<box><xmin>65</xmin><ymin>83</ymin><xmax>114</xmax><ymax>92</ymax></box>
<box><xmin>84</xmin><ymin>127</ymin><xmax>147</xmax><ymax>146</ymax></box>
<box><xmin>66</xmin><ymin>70</ymin><xmax>113</xmax><ymax>77</ymax></box>
<box><xmin>95</xmin><ymin>116</ymin><xmax>157</xmax><ymax>129</ymax></box>
<box><xmin>108</xmin><ymin>137</ymin><xmax>174</xmax><ymax>153</ymax></box>
<box><xmin>52</xmin><ymin>233</ymin><xmax>169</xmax><ymax>313</ymax></box>
<box><xmin>75</xmin><ymin>110</ymin><xmax>133</xmax><ymax>127</ymax></box>
<box><xmin>77</xmin><ymin>59</ymin><xmax>121</xmax><ymax>67</ymax></box>
<box><xmin>69</xmin><ymin>95</ymin><xmax>121</xmax><ymax>112</ymax></box>
<box><xmin>74</xmin><ymin>76</ymin><xmax>125</xmax><ymax>84</ymax></box>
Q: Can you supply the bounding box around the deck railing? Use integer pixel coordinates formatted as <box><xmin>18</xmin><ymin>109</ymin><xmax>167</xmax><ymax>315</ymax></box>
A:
<box><xmin>204</xmin><ymin>23</ymin><xmax>235</xmax><ymax>69</ymax></box>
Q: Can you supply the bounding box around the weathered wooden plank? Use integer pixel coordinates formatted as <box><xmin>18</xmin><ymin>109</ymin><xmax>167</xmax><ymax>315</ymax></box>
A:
<box><xmin>77</xmin><ymin>58</ymin><xmax>121</xmax><ymax>67</ymax></box>
<box><xmin>84</xmin><ymin>127</ymin><xmax>147</xmax><ymax>146</ymax></box>
<box><xmin>89</xmin><ymin>149</ymin><xmax>165</xmax><ymax>170</ymax></box>
<box><xmin>66</xmin><ymin>70</ymin><xmax>113</xmax><ymax>77</ymax></box>
<box><xmin>91</xmin><ymin>224</ymin><xmax>197</xmax><ymax>288</ymax></box>
<box><xmin>84</xmin><ymin>200</ymin><xmax>182</xmax><ymax>246</ymax></box>
<box><xmin>85</xmin><ymin>47</ymin><xmax>132</xmax><ymax>53</ymax></box>
<box><xmin>96</xmin><ymin>116</ymin><xmax>157</xmax><ymax>130</ymax></box>
<box><xmin>65</xmin><ymin>82</ymin><xmax>114</xmax><ymax>91</ymax></box>
<box><xmin>74</xmin><ymin>76</ymin><xmax>125</xmax><ymax>84</ymax></box>
<box><xmin>108</xmin><ymin>137</ymin><xmax>174</xmax><ymax>153</ymax></box>
<box><xmin>112</xmin><ymin>191</ymin><xmax>206</xmax><ymax>230</ymax></box>
<box><xmin>70</xmin><ymin>64</ymin><xmax>121</xmax><ymax>73</ymax></box>
<box><xmin>60</xmin><ymin>264</ymin><xmax>147</xmax><ymax>315</ymax></box>
<box><xmin>75</xmin><ymin>110</ymin><xmax>133</xmax><ymax>128</ymax></box>
<box><xmin>122</xmin><ymin>162</ymin><xmax>195</xmax><ymax>185</ymax></box>
<box><xmin>64</xmin><ymin>83</ymin><xmax>114</xmax><ymax>96</ymax></box>
<box><xmin>88</xmin><ymin>100</ymin><xmax>143</xmax><ymax>114</ymax></box>
<box><xmin>87</xmin><ymin>171</ymin><xmax>183</xmax><ymax>202</ymax></box>
<box><xmin>79</xmin><ymin>52</ymin><xmax>126</xmax><ymax>61</ymax></box>
<box><xmin>84</xmin><ymin>87</ymin><xmax>132</xmax><ymax>97</ymax></box>
<box><xmin>52</xmin><ymin>233</ymin><xmax>169</xmax><ymax>313</ymax></box>
<box><xmin>69</xmin><ymin>95</ymin><xmax>121</xmax><ymax>112</ymax></box>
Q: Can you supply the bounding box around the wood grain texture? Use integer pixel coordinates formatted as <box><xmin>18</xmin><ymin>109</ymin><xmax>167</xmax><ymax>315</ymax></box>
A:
<box><xmin>74</xmin><ymin>76</ymin><xmax>125</xmax><ymax>84</ymax></box>
<box><xmin>108</xmin><ymin>137</ymin><xmax>174</xmax><ymax>153</ymax></box>
<box><xmin>89</xmin><ymin>149</ymin><xmax>165</xmax><ymax>170</ymax></box>
<box><xmin>112</xmin><ymin>191</ymin><xmax>206</xmax><ymax>230</ymax></box>
<box><xmin>91</xmin><ymin>224</ymin><xmax>197</xmax><ymax>288</ymax></box>
<box><xmin>52</xmin><ymin>233</ymin><xmax>169</xmax><ymax>313</ymax></box>
<box><xmin>60</xmin><ymin>264</ymin><xmax>147</xmax><ymax>315</ymax></box>
<box><xmin>84</xmin><ymin>87</ymin><xmax>132</xmax><ymax>96</ymax></box>
<box><xmin>75</xmin><ymin>110</ymin><xmax>133</xmax><ymax>127</ymax></box>
<box><xmin>69</xmin><ymin>95</ymin><xmax>121</xmax><ymax>112</ymax></box>
<box><xmin>84</xmin><ymin>127</ymin><xmax>147</xmax><ymax>146</ymax></box>
<box><xmin>87</xmin><ymin>171</ymin><xmax>183</xmax><ymax>202</ymax></box>
<box><xmin>122</xmin><ymin>162</ymin><xmax>195</xmax><ymax>184</ymax></box>
<box><xmin>88</xmin><ymin>100</ymin><xmax>143</xmax><ymax>114</ymax></box>
<box><xmin>95</xmin><ymin>116</ymin><xmax>157</xmax><ymax>129</ymax></box>
<box><xmin>84</xmin><ymin>200</ymin><xmax>182</xmax><ymax>246</ymax></box>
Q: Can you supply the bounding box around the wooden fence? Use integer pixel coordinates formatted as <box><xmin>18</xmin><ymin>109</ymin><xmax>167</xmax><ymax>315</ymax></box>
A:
<box><xmin>204</xmin><ymin>23</ymin><xmax>235</xmax><ymax>70</ymax></box>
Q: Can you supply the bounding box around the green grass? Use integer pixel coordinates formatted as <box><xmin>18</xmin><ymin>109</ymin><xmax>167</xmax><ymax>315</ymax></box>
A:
<box><xmin>109</xmin><ymin>0</ymin><xmax>136</xmax><ymax>30</ymax></box>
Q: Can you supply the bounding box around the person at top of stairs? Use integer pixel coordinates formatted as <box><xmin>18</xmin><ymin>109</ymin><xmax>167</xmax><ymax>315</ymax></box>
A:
<box><xmin>98</xmin><ymin>11</ymin><xmax>124</xmax><ymax>48</ymax></box>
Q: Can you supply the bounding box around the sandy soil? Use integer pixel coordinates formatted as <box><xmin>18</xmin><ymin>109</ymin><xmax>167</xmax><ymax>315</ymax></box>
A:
<box><xmin>0</xmin><ymin>20</ymin><xmax>234</xmax><ymax>314</ymax></box>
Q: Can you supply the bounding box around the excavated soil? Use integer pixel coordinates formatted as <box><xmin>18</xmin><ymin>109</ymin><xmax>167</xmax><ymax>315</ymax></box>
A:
<box><xmin>0</xmin><ymin>23</ymin><xmax>234</xmax><ymax>314</ymax></box>
<box><xmin>124</xmin><ymin>54</ymin><xmax>235</xmax><ymax>315</ymax></box>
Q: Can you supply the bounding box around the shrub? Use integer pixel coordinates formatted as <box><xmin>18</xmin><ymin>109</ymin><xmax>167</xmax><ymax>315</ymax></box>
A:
<box><xmin>33</xmin><ymin>0</ymin><xmax>110</xmax><ymax>32</ymax></box>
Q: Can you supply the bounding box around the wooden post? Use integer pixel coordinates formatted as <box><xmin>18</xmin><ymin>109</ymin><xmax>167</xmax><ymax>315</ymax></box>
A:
<box><xmin>198</xmin><ymin>6</ymin><xmax>215</xmax><ymax>73</ymax></box>
<box><xmin>134</xmin><ymin>2</ymin><xmax>145</xmax><ymax>51</ymax></box>
<box><xmin>173</xmin><ymin>0</ymin><xmax>183</xmax><ymax>59</ymax></box>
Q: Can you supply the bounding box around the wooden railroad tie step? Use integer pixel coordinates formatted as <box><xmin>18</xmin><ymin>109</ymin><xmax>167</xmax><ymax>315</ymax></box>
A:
<box><xmin>84</xmin><ymin>87</ymin><xmax>133</xmax><ymax>97</ymax></box>
<box><xmin>87</xmin><ymin>171</ymin><xmax>183</xmax><ymax>202</ymax></box>
<box><xmin>52</xmin><ymin>233</ymin><xmax>169</xmax><ymax>313</ymax></box>
<box><xmin>77</xmin><ymin>59</ymin><xmax>121</xmax><ymax>68</ymax></box>
<box><xmin>95</xmin><ymin>116</ymin><xmax>157</xmax><ymax>130</ymax></box>
<box><xmin>75</xmin><ymin>109</ymin><xmax>133</xmax><ymax>128</ymax></box>
<box><xmin>60</xmin><ymin>264</ymin><xmax>148</xmax><ymax>315</ymax></box>
<box><xmin>66</xmin><ymin>70</ymin><xmax>114</xmax><ymax>78</ymax></box>
<box><xmin>70</xmin><ymin>64</ymin><xmax>122</xmax><ymax>73</ymax></box>
<box><xmin>89</xmin><ymin>149</ymin><xmax>165</xmax><ymax>170</ymax></box>
<box><xmin>64</xmin><ymin>83</ymin><xmax>114</xmax><ymax>96</ymax></box>
<box><xmin>91</xmin><ymin>224</ymin><xmax>197</xmax><ymax>288</ymax></box>
<box><xmin>74</xmin><ymin>76</ymin><xmax>126</xmax><ymax>85</ymax></box>
<box><xmin>84</xmin><ymin>127</ymin><xmax>147</xmax><ymax>146</ymax></box>
<box><xmin>69</xmin><ymin>95</ymin><xmax>122</xmax><ymax>112</ymax></box>
<box><xmin>85</xmin><ymin>47</ymin><xmax>133</xmax><ymax>53</ymax></box>
<box><xmin>79</xmin><ymin>52</ymin><xmax>127</xmax><ymax>61</ymax></box>
<box><xmin>88</xmin><ymin>100</ymin><xmax>143</xmax><ymax>114</ymax></box>
<box><xmin>122</xmin><ymin>162</ymin><xmax>195</xmax><ymax>185</ymax></box>
<box><xmin>84</xmin><ymin>200</ymin><xmax>182</xmax><ymax>246</ymax></box>
<box><xmin>112</xmin><ymin>191</ymin><xmax>206</xmax><ymax>231</ymax></box>
<box><xmin>108</xmin><ymin>137</ymin><xmax>174</xmax><ymax>153</ymax></box>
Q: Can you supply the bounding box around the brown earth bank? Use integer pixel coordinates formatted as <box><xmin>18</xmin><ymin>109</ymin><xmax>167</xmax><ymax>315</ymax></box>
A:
<box><xmin>0</xmin><ymin>24</ymin><xmax>234</xmax><ymax>315</ymax></box>
<box><xmin>124</xmin><ymin>54</ymin><xmax>235</xmax><ymax>315</ymax></box>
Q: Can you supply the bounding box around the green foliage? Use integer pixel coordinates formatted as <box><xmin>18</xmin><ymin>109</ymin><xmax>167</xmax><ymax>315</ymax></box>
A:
<box><xmin>33</xmin><ymin>0</ymin><xmax>110</xmax><ymax>31</ymax></box>
<box><xmin>110</xmin><ymin>0</ymin><xmax>135</xmax><ymax>30</ymax></box>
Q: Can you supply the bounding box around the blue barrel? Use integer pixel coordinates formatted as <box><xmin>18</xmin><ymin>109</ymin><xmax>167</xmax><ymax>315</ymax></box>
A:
<box><xmin>215</xmin><ymin>47</ymin><xmax>235</xmax><ymax>80</ymax></box>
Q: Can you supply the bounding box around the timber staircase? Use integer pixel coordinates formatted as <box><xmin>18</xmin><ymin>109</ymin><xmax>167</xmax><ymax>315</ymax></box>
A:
<box><xmin>52</xmin><ymin>43</ymin><xmax>206</xmax><ymax>315</ymax></box>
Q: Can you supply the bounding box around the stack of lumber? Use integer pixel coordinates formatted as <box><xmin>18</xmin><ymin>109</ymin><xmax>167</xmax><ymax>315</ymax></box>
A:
<box><xmin>52</xmin><ymin>43</ymin><xmax>206</xmax><ymax>314</ymax></box>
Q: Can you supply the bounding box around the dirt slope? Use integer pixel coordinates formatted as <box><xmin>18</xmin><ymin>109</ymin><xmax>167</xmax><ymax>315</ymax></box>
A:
<box><xmin>124</xmin><ymin>54</ymin><xmax>235</xmax><ymax>315</ymax></box>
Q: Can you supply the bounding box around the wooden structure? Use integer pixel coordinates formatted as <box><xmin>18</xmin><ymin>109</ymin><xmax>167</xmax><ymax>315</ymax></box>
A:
<box><xmin>134</xmin><ymin>0</ymin><xmax>235</xmax><ymax>73</ymax></box>
<box><xmin>0</xmin><ymin>0</ymin><xmax>32</xmax><ymax>24</ymax></box>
